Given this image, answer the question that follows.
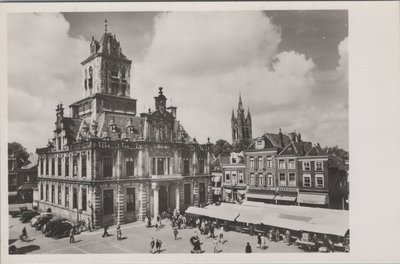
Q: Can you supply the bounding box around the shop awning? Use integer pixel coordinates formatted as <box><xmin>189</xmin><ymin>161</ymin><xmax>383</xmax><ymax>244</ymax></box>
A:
<box><xmin>301</xmin><ymin>223</ymin><xmax>349</xmax><ymax>237</ymax></box>
<box><xmin>185</xmin><ymin>206</ymin><xmax>208</xmax><ymax>216</ymax></box>
<box><xmin>245</xmin><ymin>193</ymin><xmax>275</xmax><ymax>200</ymax></box>
<box><xmin>297</xmin><ymin>193</ymin><xmax>328</xmax><ymax>205</ymax></box>
<box><xmin>275</xmin><ymin>195</ymin><xmax>297</xmax><ymax>202</ymax></box>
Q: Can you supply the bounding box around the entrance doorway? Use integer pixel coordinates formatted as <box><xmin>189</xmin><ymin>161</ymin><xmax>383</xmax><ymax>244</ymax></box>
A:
<box><xmin>159</xmin><ymin>185</ymin><xmax>168</xmax><ymax>214</ymax></box>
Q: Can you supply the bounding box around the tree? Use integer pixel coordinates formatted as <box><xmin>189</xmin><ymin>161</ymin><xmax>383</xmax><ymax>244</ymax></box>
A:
<box><xmin>232</xmin><ymin>139</ymin><xmax>251</xmax><ymax>153</ymax></box>
<box><xmin>211</xmin><ymin>139</ymin><xmax>233</xmax><ymax>157</ymax></box>
<box><xmin>9</xmin><ymin>142</ymin><xmax>29</xmax><ymax>169</ymax></box>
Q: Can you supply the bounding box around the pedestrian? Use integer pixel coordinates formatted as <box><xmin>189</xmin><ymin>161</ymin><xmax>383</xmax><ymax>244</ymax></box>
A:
<box><xmin>87</xmin><ymin>217</ymin><xmax>92</xmax><ymax>232</ymax></box>
<box><xmin>285</xmin><ymin>230</ymin><xmax>291</xmax><ymax>245</ymax></box>
<box><xmin>275</xmin><ymin>228</ymin><xmax>280</xmax><ymax>242</ymax></box>
<box><xmin>201</xmin><ymin>220</ymin><xmax>205</xmax><ymax>235</ymax></box>
<box><xmin>150</xmin><ymin>237</ymin><xmax>155</xmax><ymax>253</ymax></box>
<box><xmin>257</xmin><ymin>233</ymin><xmax>262</xmax><ymax>248</ymax></box>
<box><xmin>147</xmin><ymin>217</ymin><xmax>152</xmax><ymax>228</ymax></box>
<box><xmin>155</xmin><ymin>220</ymin><xmax>159</xmax><ymax>231</ymax></box>
<box><xmin>156</xmin><ymin>239</ymin><xmax>162</xmax><ymax>253</ymax></box>
<box><xmin>20</xmin><ymin>227</ymin><xmax>28</xmax><ymax>241</ymax></box>
<box><xmin>213</xmin><ymin>236</ymin><xmax>219</xmax><ymax>253</ymax></box>
<box><xmin>245</xmin><ymin>242</ymin><xmax>252</xmax><ymax>253</ymax></box>
<box><xmin>69</xmin><ymin>227</ymin><xmax>75</xmax><ymax>243</ymax></box>
<box><xmin>174</xmin><ymin>226</ymin><xmax>179</xmax><ymax>240</ymax></box>
<box><xmin>117</xmin><ymin>224</ymin><xmax>122</xmax><ymax>240</ymax></box>
<box><xmin>182</xmin><ymin>215</ymin><xmax>187</xmax><ymax>229</ymax></box>
<box><xmin>218</xmin><ymin>226</ymin><xmax>224</xmax><ymax>243</ymax></box>
<box><xmin>261</xmin><ymin>234</ymin><xmax>267</xmax><ymax>250</ymax></box>
<box><xmin>102</xmin><ymin>225</ymin><xmax>109</xmax><ymax>237</ymax></box>
<box><xmin>210</xmin><ymin>223</ymin><xmax>215</xmax><ymax>238</ymax></box>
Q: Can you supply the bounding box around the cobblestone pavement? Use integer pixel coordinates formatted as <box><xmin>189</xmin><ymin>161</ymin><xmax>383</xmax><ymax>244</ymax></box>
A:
<box><xmin>9</xmin><ymin>211</ymin><xmax>304</xmax><ymax>254</ymax></box>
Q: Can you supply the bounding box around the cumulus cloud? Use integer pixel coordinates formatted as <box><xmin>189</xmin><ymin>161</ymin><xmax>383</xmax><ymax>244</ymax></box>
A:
<box><xmin>8</xmin><ymin>13</ymin><xmax>89</xmax><ymax>151</ymax></box>
<box><xmin>134</xmin><ymin>11</ymin><xmax>316</xmax><ymax>144</ymax></box>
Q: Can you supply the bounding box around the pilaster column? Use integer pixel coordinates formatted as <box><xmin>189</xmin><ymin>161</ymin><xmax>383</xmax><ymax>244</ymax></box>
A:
<box><xmin>139</xmin><ymin>183</ymin><xmax>147</xmax><ymax>221</ymax></box>
<box><xmin>117</xmin><ymin>184</ymin><xmax>125</xmax><ymax>225</ymax></box>
<box><xmin>207</xmin><ymin>180</ymin><xmax>213</xmax><ymax>204</ymax></box>
<box><xmin>93</xmin><ymin>186</ymin><xmax>102</xmax><ymax>228</ymax></box>
<box><xmin>193</xmin><ymin>180</ymin><xmax>199</xmax><ymax>207</ymax></box>
<box><xmin>116</xmin><ymin>149</ymin><xmax>122</xmax><ymax>179</ymax></box>
<box><xmin>152</xmin><ymin>182</ymin><xmax>159</xmax><ymax>218</ymax></box>
<box><xmin>138</xmin><ymin>149</ymin><xmax>143</xmax><ymax>177</ymax></box>
<box><xmin>175</xmin><ymin>184</ymin><xmax>180</xmax><ymax>210</ymax></box>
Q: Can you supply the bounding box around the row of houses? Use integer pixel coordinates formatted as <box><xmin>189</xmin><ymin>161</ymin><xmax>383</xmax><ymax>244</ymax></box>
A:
<box><xmin>8</xmin><ymin>143</ymin><xmax>38</xmax><ymax>203</ymax></box>
<box><xmin>211</xmin><ymin>130</ymin><xmax>349</xmax><ymax>209</ymax></box>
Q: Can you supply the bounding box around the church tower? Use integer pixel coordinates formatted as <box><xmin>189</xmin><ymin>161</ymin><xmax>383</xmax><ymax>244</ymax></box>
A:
<box><xmin>231</xmin><ymin>94</ymin><xmax>252</xmax><ymax>144</ymax></box>
<box><xmin>81</xmin><ymin>19</ymin><xmax>132</xmax><ymax>98</ymax></box>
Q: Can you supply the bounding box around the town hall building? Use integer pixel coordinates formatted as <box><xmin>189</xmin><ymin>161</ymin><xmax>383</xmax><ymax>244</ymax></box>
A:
<box><xmin>36</xmin><ymin>22</ymin><xmax>213</xmax><ymax>228</ymax></box>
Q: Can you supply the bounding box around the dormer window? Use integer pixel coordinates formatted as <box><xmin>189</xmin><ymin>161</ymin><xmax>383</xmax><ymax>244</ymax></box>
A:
<box><xmin>231</xmin><ymin>158</ymin><xmax>236</xmax><ymax>164</ymax></box>
<box><xmin>256</xmin><ymin>139</ymin><xmax>265</xmax><ymax>149</ymax></box>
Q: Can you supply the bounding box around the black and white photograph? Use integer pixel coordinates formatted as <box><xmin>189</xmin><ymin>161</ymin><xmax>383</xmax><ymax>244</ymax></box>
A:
<box><xmin>1</xmin><ymin>1</ymin><xmax>400</xmax><ymax>263</ymax></box>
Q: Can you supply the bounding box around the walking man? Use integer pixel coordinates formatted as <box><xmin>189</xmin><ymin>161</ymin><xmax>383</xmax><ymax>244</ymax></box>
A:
<box><xmin>150</xmin><ymin>237</ymin><xmax>155</xmax><ymax>253</ymax></box>
<box><xmin>173</xmin><ymin>226</ymin><xmax>179</xmax><ymax>240</ymax></box>
<box><xmin>257</xmin><ymin>233</ymin><xmax>262</xmax><ymax>248</ymax></box>
<box><xmin>213</xmin><ymin>236</ymin><xmax>219</xmax><ymax>253</ymax></box>
<box><xmin>102</xmin><ymin>225</ymin><xmax>109</xmax><ymax>237</ymax></box>
<box><xmin>87</xmin><ymin>217</ymin><xmax>92</xmax><ymax>232</ymax></box>
<box><xmin>156</xmin><ymin>239</ymin><xmax>162</xmax><ymax>253</ymax></box>
<box><xmin>69</xmin><ymin>227</ymin><xmax>75</xmax><ymax>243</ymax></box>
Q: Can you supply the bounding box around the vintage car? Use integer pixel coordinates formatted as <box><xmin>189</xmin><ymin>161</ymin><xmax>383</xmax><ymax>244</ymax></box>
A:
<box><xmin>10</xmin><ymin>206</ymin><xmax>29</xmax><ymax>218</ymax></box>
<box><xmin>35</xmin><ymin>214</ymin><xmax>53</xmax><ymax>230</ymax></box>
<box><xmin>44</xmin><ymin>218</ymin><xmax>72</xmax><ymax>238</ymax></box>
<box><xmin>30</xmin><ymin>212</ymin><xmax>53</xmax><ymax>227</ymax></box>
<box><xmin>19</xmin><ymin>210</ymin><xmax>39</xmax><ymax>223</ymax></box>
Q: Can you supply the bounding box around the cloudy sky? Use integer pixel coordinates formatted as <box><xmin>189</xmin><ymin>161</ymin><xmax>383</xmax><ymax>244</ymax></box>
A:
<box><xmin>8</xmin><ymin>11</ymin><xmax>348</xmax><ymax>153</ymax></box>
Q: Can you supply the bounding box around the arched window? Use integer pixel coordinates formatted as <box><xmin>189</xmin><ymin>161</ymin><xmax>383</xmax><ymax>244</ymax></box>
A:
<box><xmin>111</xmin><ymin>65</ymin><xmax>119</xmax><ymax>78</ymax></box>
<box><xmin>121</xmin><ymin>67</ymin><xmax>126</xmax><ymax>79</ymax></box>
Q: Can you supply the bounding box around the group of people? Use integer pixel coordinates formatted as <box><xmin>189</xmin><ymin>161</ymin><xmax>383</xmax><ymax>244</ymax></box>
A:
<box><xmin>149</xmin><ymin>237</ymin><xmax>163</xmax><ymax>253</ymax></box>
<box><xmin>171</xmin><ymin>209</ymin><xmax>187</xmax><ymax>229</ymax></box>
<box><xmin>145</xmin><ymin>214</ymin><xmax>163</xmax><ymax>230</ymax></box>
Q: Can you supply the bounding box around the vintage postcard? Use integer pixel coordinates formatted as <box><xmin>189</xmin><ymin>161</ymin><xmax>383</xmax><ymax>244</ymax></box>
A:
<box><xmin>1</xmin><ymin>1</ymin><xmax>399</xmax><ymax>263</ymax></box>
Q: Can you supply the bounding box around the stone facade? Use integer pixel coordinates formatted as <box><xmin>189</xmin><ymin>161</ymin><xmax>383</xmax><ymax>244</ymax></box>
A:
<box><xmin>36</xmin><ymin>24</ymin><xmax>213</xmax><ymax>227</ymax></box>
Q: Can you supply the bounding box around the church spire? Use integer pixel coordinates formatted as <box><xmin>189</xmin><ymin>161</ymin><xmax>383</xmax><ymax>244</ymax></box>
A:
<box><xmin>231</xmin><ymin>109</ymin><xmax>236</xmax><ymax>121</ymax></box>
<box><xmin>246</xmin><ymin>107</ymin><xmax>251</xmax><ymax>121</ymax></box>
<box><xmin>238</xmin><ymin>92</ymin><xmax>244</xmax><ymax>112</ymax></box>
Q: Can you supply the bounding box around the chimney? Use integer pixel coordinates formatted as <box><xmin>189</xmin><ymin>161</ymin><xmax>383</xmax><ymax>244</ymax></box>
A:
<box><xmin>298</xmin><ymin>133</ymin><xmax>302</xmax><ymax>142</ymax></box>
<box><xmin>279</xmin><ymin>128</ymin><xmax>284</xmax><ymax>148</ymax></box>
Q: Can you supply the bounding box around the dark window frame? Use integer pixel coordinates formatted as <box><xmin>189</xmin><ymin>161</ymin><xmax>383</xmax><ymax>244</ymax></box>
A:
<box><xmin>126</xmin><ymin>187</ymin><xmax>135</xmax><ymax>212</ymax></box>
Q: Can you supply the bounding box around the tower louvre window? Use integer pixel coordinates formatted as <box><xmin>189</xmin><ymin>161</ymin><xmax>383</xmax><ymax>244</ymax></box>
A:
<box><xmin>88</xmin><ymin>67</ymin><xmax>93</xmax><ymax>89</ymax></box>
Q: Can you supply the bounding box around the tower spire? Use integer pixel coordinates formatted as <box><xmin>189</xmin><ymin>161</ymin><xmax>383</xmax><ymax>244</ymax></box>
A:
<box><xmin>238</xmin><ymin>92</ymin><xmax>244</xmax><ymax>111</ymax></box>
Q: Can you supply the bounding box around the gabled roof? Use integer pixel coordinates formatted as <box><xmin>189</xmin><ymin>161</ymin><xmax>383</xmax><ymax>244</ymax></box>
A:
<box><xmin>264</xmin><ymin>133</ymin><xmax>292</xmax><ymax>149</ymax></box>
<box><xmin>97</xmin><ymin>113</ymin><xmax>143</xmax><ymax>140</ymax></box>
<box><xmin>306</xmin><ymin>144</ymin><xmax>327</xmax><ymax>156</ymax></box>
<box><xmin>279</xmin><ymin>142</ymin><xmax>298</xmax><ymax>156</ymax></box>
<box><xmin>62</xmin><ymin>117</ymin><xmax>82</xmax><ymax>142</ymax></box>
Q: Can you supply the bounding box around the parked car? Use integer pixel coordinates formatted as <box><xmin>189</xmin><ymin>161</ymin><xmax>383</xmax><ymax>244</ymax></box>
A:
<box><xmin>44</xmin><ymin>218</ymin><xmax>73</xmax><ymax>238</ymax></box>
<box><xmin>10</xmin><ymin>206</ymin><xmax>28</xmax><ymax>218</ymax></box>
<box><xmin>20</xmin><ymin>210</ymin><xmax>39</xmax><ymax>223</ymax></box>
<box><xmin>30</xmin><ymin>212</ymin><xmax>53</xmax><ymax>227</ymax></box>
<box><xmin>35</xmin><ymin>214</ymin><xmax>53</xmax><ymax>230</ymax></box>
